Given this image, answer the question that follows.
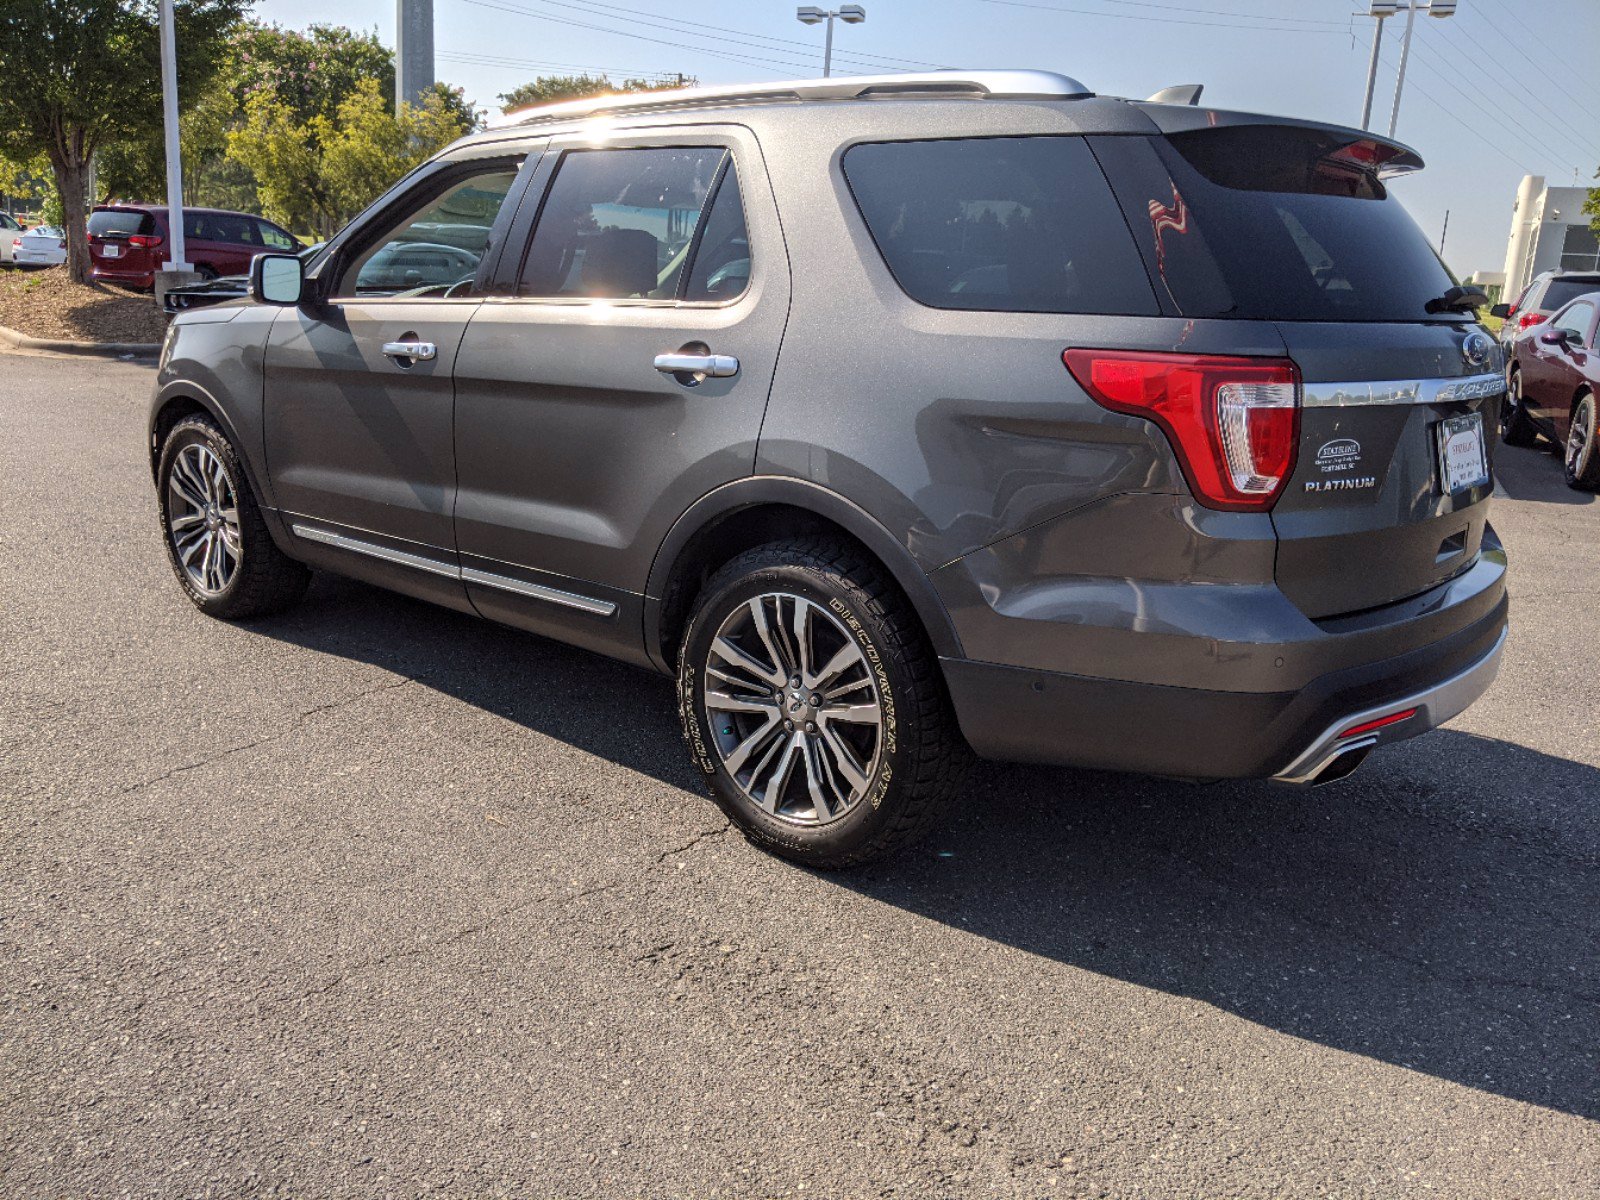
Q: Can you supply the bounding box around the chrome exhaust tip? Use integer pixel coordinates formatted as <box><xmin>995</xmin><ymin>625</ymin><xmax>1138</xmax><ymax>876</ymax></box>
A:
<box><xmin>1305</xmin><ymin>737</ymin><xmax>1376</xmax><ymax>786</ymax></box>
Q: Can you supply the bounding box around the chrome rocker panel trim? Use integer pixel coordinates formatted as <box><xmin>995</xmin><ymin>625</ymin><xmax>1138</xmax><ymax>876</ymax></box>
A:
<box><xmin>1273</xmin><ymin>628</ymin><xmax>1507</xmax><ymax>785</ymax></box>
<box><xmin>289</xmin><ymin>523</ymin><xmax>618</xmax><ymax>618</ymax></box>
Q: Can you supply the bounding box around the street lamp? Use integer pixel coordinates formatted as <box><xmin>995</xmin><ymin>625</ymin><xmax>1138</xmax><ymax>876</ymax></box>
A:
<box><xmin>796</xmin><ymin>5</ymin><xmax>866</xmax><ymax>79</ymax></box>
<box><xmin>1357</xmin><ymin>2</ymin><xmax>1399</xmax><ymax>131</ymax></box>
<box><xmin>1387</xmin><ymin>0</ymin><xmax>1457</xmax><ymax>138</ymax></box>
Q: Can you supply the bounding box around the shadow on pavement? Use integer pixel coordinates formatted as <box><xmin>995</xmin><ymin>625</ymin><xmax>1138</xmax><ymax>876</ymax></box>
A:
<box><xmin>255</xmin><ymin>573</ymin><xmax>1599</xmax><ymax>1121</ymax></box>
<box><xmin>1494</xmin><ymin>438</ymin><xmax>1594</xmax><ymax>505</ymax></box>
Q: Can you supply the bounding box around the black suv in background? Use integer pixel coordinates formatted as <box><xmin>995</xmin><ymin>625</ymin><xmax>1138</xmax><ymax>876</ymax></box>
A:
<box><xmin>147</xmin><ymin>71</ymin><xmax>1508</xmax><ymax>868</ymax></box>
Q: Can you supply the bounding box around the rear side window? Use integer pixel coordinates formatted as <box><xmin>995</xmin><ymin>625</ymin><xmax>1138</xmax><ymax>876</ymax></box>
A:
<box><xmin>841</xmin><ymin>137</ymin><xmax>1158</xmax><ymax>316</ymax></box>
<box><xmin>683</xmin><ymin>166</ymin><xmax>749</xmax><ymax>302</ymax></box>
<box><xmin>1093</xmin><ymin>127</ymin><xmax>1459</xmax><ymax>322</ymax></box>
<box><xmin>519</xmin><ymin>147</ymin><xmax>726</xmax><ymax>300</ymax></box>
<box><xmin>257</xmin><ymin>220</ymin><xmax>298</xmax><ymax>251</ymax></box>
<box><xmin>89</xmin><ymin>210</ymin><xmax>154</xmax><ymax>237</ymax></box>
<box><xmin>1540</xmin><ymin>277</ymin><xmax>1600</xmax><ymax>311</ymax></box>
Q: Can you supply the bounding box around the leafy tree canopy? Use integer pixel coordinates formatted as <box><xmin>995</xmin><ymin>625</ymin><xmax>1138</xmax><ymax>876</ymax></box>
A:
<box><xmin>498</xmin><ymin>73</ymin><xmax>694</xmax><ymax>113</ymax></box>
<box><xmin>0</xmin><ymin>0</ymin><xmax>245</xmax><ymax>279</ymax></box>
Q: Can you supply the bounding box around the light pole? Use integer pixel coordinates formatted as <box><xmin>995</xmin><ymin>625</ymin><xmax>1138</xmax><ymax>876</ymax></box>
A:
<box><xmin>157</xmin><ymin>0</ymin><xmax>193</xmax><ymax>290</ymax></box>
<box><xmin>796</xmin><ymin>5</ymin><xmax>866</xmax><ymax>78</ymax></box>
<box><xmin>1358</xmin><ymin>1</ymin><xmax>1398</xmax><ymax>131</ymax></box>
<box><xmin>1387</xmin><ymin>0</ymin><xmax>1457</xmax><ymax>139</ymax></box>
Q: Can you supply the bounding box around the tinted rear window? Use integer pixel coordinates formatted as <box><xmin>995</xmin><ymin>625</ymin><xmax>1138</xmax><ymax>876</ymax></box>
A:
<box><xmin>1093</xmin><ymin>127</ymin><xmax>1459</xmax><ymax>322</ymax></box>
<box><xmin>842</xmin><ymin>137</ymin><xmax>1158</xmax><ymax>316</ymax></box>
<box><xmin>89</xmin><ymin>209</ymin><xmax>154</xmax><ymax>237</ymax></box>
<box><xmin>1540</xmin><ymin>278</ymin><xmax>1600</xmax><ymax>311</ymax></box>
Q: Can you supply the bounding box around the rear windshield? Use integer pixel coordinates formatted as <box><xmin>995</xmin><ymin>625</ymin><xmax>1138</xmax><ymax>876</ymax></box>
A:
<box><xmin>841</xmin><ymin>137</ymin><xmax>1159</xmax><ymax>316</ymax></box>
<box><xmin>1540</xmin><ymin>278</ymin><xmax>1600</xmax><ymax>311</ymax></box>
<box><xmin>89</xmin><ymin>209</ymin><xmax>155</xmax><ymax>237</ymax></box>
<box><xmin>1092</xmin><ymin>126</ymin><xmax>1459</xmax><ymax>322</ymax></box>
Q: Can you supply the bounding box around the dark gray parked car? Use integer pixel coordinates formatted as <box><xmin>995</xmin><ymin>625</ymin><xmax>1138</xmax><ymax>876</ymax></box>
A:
<box><xmin>148</xmin><ymin>71</ymin><xmax>1508</xmax><ymax>867</ymax></box>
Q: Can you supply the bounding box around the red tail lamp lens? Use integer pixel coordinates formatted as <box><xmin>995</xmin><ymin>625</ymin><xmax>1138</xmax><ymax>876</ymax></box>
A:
<box><xmin>1338</xmin><ymin>708</ymin><xmax>1417</xmax><ymax>739</ymax></box>
<box><xmin>1064</xmin><ymin>349</ymin><xmax>1300</xmax><ymax>512</ymax></box>
<box><xmin>128</xmin><ymin>234</ymin><xmax>164</xmax><ymax>249</ymax></box>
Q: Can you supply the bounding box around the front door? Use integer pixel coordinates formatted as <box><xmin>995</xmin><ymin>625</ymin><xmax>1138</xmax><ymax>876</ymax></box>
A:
<box><xmin>451</xmin><ymin>129</ymin><xmax>789</xmax><ymax>660</ymax></box>
<box><xmin>263</xmin><ymin>154</ymin><xmax>534</xmax><ymax>599</ymax></box>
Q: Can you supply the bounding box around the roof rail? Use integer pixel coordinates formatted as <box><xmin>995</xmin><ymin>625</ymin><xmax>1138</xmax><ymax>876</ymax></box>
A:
<box><xmin>486</xmin><ymin>70</ymin><xmax>1094</xmax><ymax>130</ymax></box>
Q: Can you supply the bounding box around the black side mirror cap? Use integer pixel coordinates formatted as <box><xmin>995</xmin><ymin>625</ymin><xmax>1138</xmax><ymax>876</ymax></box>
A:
<box><xmin>1489</xmin><ymin>303</ymin><xmax>1510</xmax><ymax>319</ymax></box>
<box><xmin>250</xmin><ymin>252</ymin><xmax>304</xmax><ymax>306</ymax></box>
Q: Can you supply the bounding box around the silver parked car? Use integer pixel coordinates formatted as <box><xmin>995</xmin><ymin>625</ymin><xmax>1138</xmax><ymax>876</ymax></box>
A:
<box><xmin>10</xmin><ymin>223</ymin><xmax>65</xmax><ymax>268</ymax></box>
<box><xmin>148</xmin><ymin>71</ymin><xmax>1508</xmax><ymax>867</ymax></box>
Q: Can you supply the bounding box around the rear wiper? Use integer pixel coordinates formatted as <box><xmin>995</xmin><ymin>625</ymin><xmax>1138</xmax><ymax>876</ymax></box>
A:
<box><xmin>1424</xmin><ymin>284</ymin><xmax>1489</xmax><ymax>315</ymax></box>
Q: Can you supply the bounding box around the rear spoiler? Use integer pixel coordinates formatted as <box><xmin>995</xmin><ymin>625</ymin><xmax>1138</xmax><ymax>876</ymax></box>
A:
<box><xmin>1130</xmin><ymin>103</ymin><xmax>1425</xmax><ymax>178</ymax></box>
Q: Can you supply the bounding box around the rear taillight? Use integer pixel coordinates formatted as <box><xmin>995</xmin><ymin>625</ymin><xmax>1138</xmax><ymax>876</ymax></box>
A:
<box><xmin>1517</xmin><ymin>312</ymin><xmax>1543</xmax><ymax>329</ymax></box>
<box><xmin>1063</xmin><ymin>349</ymin><xmax>1300</xmax><ymax>512</ymax></box>
<box><xmin>128</xmin><ymin>234</ymin><xmax>163</xmax><ymax>249</ymax></box>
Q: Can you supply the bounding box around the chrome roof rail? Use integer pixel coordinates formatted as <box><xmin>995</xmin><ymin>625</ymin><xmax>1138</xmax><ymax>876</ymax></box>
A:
<box><xmin>487</xmin><ymin>70</ymin><xmax>1094</xmax><ymax>130</ymax></box>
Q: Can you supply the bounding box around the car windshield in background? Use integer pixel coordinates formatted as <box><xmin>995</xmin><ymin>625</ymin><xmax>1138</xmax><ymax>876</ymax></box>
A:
<box><xmin>89</xmin><ymin>209</ymin><xmax>154</xmax><ymax>237</ymax></box>
<box><xmin>1541</xmin><ymin>277</ymin><xmax>1600</xmax><ymax>311</ymax></box>
<box><xmin>1093</xmin><ymin>126</ymin><xmax>1459</xmax><ymax>323</ymax></box>
<box><xmin>841</xmin><ymin>136</ymin><xmax>1158</xmax><ymax>316</ymax></box>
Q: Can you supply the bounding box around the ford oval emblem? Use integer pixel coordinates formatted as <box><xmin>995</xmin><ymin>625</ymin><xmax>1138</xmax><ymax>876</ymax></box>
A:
<box><xmin>1463</xmin><ymin>331</ymin><xmax>1492</xmax><ymax>368</ymax></box>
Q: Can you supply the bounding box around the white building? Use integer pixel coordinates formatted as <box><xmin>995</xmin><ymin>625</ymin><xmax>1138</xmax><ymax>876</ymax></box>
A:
<box><xmin>1500</xmin><ymin>175</ymin><xmax>1600</xmax><ymax>302</ymax></box>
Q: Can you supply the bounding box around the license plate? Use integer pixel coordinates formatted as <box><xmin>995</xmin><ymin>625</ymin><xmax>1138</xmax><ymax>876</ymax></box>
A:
<box><xmin>1437</xmin><ymin>412</ymin><xmax>1490</xmax><ymax>494</ymax></box>
<box><xmin>102</xmin><ymin>242</ymin><xmax>120</xmax><ymax>258</ymax></box>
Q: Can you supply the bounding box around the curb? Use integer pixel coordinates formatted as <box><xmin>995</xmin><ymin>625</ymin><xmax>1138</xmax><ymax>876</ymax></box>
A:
<box><xmin>0</xmin><ymin>323</ymin><xmax>161</xmax><ymax>359</ymax></box>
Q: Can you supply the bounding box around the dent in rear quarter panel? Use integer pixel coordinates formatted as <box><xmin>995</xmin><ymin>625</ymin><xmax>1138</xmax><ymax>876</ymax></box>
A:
<box><xmin>151</xmin><ymin>303</ymin><xmax>281</xmax><ymax>509</ymax></box>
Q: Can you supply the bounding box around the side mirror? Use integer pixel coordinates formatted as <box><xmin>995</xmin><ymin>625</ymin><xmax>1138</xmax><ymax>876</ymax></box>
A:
<box><xmin>250</xmin><ymin>252</ymin><xmax>304</xmax><ymax>305</ymax></box>
<box><xmin>1538</xmin><ymin>329</ymin><xmax>1569</xmax><ymax>347</ymax></box>
<box><xmin>1489</xmin><ymin>303</ymin><xmax>1510</xmax><ymax>319</ymax></box>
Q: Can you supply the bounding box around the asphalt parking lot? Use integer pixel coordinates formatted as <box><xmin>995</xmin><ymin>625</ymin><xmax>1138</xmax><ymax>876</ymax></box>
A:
<box><xmin>3</xmin><ymin>353</ymin><xmax>1597</xmax><ymax>1198</ymax></box>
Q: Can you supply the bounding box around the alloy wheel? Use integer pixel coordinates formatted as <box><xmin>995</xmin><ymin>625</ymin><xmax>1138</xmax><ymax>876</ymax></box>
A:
<box><xmin>166</xmin><ymin>443</ymin><xmax>241</xmax><ymax>595</ymax></box>
<box><xmin>1568</xmin><ymin>394</ymin><xmax>1596</xmax><ymax>478</ymax></box>
<box><xmin>1501</xmin><ymin>372</ymin><xmax>1522</xmax><ymax>434</ymax></box>
<box><xmin>702</xmin><ymin>592</ymin><xmax>883</xmax><ymax>826</ymax></box>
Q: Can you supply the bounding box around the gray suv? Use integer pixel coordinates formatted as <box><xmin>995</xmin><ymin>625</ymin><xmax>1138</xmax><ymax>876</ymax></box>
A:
<box><xmin>148</xmin><ymin>71</ymin><xmax>1509</xmax><ymax>867</ymax></box>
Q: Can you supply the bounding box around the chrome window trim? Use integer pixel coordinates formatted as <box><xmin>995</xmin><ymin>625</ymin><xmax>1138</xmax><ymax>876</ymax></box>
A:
<box><xmin>290</xmin><ymin>524</ymin><xmax>617</xmax><ymax>617</ymax></box>
<box><xmin>1300</xmin><ymin>372</ymin><xmax>1505</xmax><ymax>408</ymax></box>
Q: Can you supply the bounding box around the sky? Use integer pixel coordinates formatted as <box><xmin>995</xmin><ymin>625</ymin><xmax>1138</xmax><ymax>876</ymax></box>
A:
<box><xmin>254</xmin><ymin>0</ymin><xmax>1600</xmax><ymax>278</ymax></box>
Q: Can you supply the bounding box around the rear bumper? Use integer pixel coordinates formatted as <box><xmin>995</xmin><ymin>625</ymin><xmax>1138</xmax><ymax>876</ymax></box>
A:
<box><xmin>940</xmin><ymin>580</ymin><xmax>1508</xmax><ymax>780</ymax></box>
<box><xmin>90</xmin><ymin>265</ymin><xmax>156</xmax><ymax>289</ymax></box>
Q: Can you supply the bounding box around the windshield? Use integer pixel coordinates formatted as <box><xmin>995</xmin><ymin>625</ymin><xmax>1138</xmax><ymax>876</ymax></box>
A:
<box><xmin>1093</xmin><ymin>127</ymin><xmax>1460</xmax><ymax>322</ymax></box>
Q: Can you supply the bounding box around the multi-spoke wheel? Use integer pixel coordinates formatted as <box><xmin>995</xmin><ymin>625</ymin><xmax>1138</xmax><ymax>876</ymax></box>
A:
<box><xmin>156</xmin><ymin>413</ymin><xmax>309</xmax><ymax>618</ymax></box>
<box><xmin>1565</xmin><ymin>391</ymin><xmax>1600</xmax><ymax>491</ymax></box>
<box><xmin>679</xmin><ymin>538</ymin><xmax>968</xmax><ymax>868</ymax></box>
<box><xmin>167</xmin><ymin>443</ymin><xmax>241</xmax><ymax>596</ymax></box>
<box><xmin>704</xmin><ymin>592</ymin><xmax>883</xmax><ymax>826</ymax></box>
<box><xmin>1500</xmin><ymin>368</ymin><xmax>1539</xmax><ymax>448</ymax></box>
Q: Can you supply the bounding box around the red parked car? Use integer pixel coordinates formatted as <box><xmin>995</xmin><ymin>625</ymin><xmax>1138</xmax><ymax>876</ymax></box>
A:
<box><xmin>88</xmin><ymin>204</ymin><xmax>300</xmax><ymax>291</ymax></box>
<box><xmin>1502</xmin><ymin>290</ymin><xmax>1600</xmax><ymax>491</ymax></box>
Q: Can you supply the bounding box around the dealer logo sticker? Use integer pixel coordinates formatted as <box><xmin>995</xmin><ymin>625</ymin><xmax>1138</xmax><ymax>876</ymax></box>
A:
<box><xmin>1315</xmin><ymin>438</ymin><xmax>1362</xmax><ymax>474</ymax></box>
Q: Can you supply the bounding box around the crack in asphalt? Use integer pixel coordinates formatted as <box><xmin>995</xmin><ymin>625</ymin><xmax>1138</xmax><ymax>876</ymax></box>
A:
<box><xmin>27</xmin><ymin>676</ymin><xmax>420</xmax><ymax>819</ymax></box>
<box><xmin>303</xmin><ymin>819</ymin><xmax>735</xmax><ymax>1000</ymax></box>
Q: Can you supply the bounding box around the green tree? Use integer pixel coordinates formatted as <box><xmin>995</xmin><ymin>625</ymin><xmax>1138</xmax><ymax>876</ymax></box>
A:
<box><xmin>0</xmin><ymin>0</ymin><xmax>245</xmax><ymax>281</ymax></box>
<box><xmin>498</xmin><ymin>73</ymin><xmax>693</xmax><ymax>114</ymax></box>
<box><xmin>228</xmin><ymin>77</ymin><xmax>472</xmax><ymax>238</ymax></box>
<box><xmin>1585</xmin><ymin>165</ymin><xmax>1600</xmax><ymax>237</ymax></box>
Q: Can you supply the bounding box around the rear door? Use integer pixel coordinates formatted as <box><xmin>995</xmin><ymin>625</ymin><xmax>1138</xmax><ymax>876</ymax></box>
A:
<box><xmin>451</xmin><ymin>127</ymin><xmax>788</xmax><ymax>659</ymax></box>
<box><xmin>1095</xmin><ymin>123</ymin><xmax>1502</xmax><ymax>618</ymax></box>
<box><xmin>1533</xmin><ymin>300</ymin><xmax>1599</xmax><ymax>427</ymax></box>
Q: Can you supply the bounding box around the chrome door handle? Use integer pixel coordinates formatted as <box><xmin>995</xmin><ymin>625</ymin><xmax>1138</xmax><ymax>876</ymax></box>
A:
<box><xmin>654</xmin><ymin>352</ymin><xmax>739</xmax><ymax>378</ymax></box>
<box><xmin>382</xmin><ymin>340</ymin><xmax>437</xmax><ymax>362</ymax></box>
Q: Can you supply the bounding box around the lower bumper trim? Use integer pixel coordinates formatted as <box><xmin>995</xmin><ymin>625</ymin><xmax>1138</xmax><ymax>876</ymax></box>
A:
<box><xmin>1271</xmin><ymin>628</ymin><xmax>1505</xmax><ymax>785</ymax></box>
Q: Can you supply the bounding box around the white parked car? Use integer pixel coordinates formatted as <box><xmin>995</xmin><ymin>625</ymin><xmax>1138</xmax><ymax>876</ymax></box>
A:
<box><xmin>0</xmin><ymin>212</ymin><xmax>25</xmax><ymax>264</ymax></box>
<box><xmin>12</xmin><ymin>224</ymin><xmax>66</xmax><ymax>268</ymax></box>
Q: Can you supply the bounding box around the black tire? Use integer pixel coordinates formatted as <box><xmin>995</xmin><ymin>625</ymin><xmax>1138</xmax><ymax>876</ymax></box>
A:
<box><xmin>1500</xmin><ymin>368</ymin><xmax>1540</xmax><ymax>448</ymax></box>
<box><xmin>196</xmin><ymin>264</ymin><xmax>219</xmax><ymax>281</ymax></box>
<box><xmin>677</xmin><ymin>537</ymin><xmax>970</xmax><ymax>869</ymax></box>
<box><xmin>156</xmin><ymin>414</ymin><xmax>309</xmax><ymax>619</ymax></box>
<box><xmin>1563</xmin><ymin>390</ymin><xmax>1600</xmax><ymax>492</ymax></box>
